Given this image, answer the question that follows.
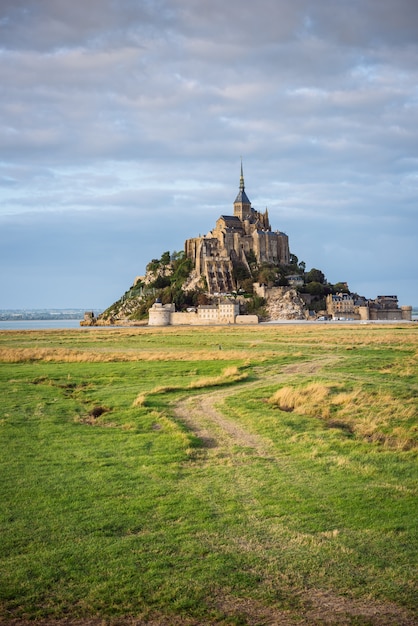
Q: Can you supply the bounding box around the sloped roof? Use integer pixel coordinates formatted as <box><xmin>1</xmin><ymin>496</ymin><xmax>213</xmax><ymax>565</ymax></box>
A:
<box><xmin>218</xmin><ymin>215</ymin><xmax>244</xmax><ymax>230</ymax></box>
<box><xmin>219</xmin><ymin>215</ymin><xmax>241</xmax><ymax>223</ymax></box>
<box><xmin>234</xmin><ymin>188</ymin><xmax>251</xmax><ymax>205</ymax></box>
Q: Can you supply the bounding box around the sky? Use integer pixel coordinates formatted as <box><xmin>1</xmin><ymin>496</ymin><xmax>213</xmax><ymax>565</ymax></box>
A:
<box><xmin>1</xmin><ymin>0</ymin><xmax>417</xmax><ymax>310</ymax></box>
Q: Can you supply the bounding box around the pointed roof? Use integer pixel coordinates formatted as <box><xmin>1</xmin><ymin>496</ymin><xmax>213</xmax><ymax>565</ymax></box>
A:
<box><xmin>234</xmin><ymin>160</ymin><xmax>251</xmax><ymax>205</ymax></box>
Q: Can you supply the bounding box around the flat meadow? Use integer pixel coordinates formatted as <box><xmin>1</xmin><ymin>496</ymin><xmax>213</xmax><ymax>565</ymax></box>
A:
<box><xmin>0</xmin><ymin>323</ymin><xmax>417</xmax><ymax>626</ymax></box>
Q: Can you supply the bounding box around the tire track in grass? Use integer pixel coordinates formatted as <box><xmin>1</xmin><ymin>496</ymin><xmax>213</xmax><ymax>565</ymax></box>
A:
<box><xmin>173</xmin><ymin>356</ymin><xmax>337</xmax><ymax>458</ymax></box>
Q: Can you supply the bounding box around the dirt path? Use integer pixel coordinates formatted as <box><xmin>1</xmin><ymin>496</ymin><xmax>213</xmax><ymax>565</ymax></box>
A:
<box><xmin>174</xmin><ymin>388</ymin><xmax>273</xmax><ymax>458</ymax></box>
<box><xmin>173</xmin><ymin>356</ymin><xmax>334</xmax><ymax>459</ymax></box>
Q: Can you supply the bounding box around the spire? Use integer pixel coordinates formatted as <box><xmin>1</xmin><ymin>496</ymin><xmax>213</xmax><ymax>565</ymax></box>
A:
<box><xmin>234</xmin><ymin>159</ymin><xmax>251</xmax><ymax>219</ymax></box>
<box><xmin>240</xmin><ymin>158</ymin><xmax>245</xmax><ymax>192</ymax></box>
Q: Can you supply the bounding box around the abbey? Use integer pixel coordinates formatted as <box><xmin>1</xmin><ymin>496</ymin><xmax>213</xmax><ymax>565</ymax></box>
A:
<box><xmin>185</xmin><ymin>165</ymin><xmax>290</xmax><ymax>294</ymax></box>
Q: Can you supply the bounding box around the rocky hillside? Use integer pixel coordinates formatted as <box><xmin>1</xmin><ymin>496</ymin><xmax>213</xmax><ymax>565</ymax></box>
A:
<box><xmin>93</xmin><ymin>252</ymin><xmax>206</xmax><ymax>325</ymax></box>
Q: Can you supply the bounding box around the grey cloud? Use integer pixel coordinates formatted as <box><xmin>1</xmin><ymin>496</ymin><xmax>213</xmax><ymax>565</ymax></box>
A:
<box><xmin>0</xmin><ymin>0</ymin><xmax>417</xmax><ymax>308</ymax></box>
<box><xmin>0</xmin><ymin>0</ymin><xmax>172</xmax><ymax>51</ymax></box>
<box><xmin>308</xmin><ymin>0</ymin><xmax>418</xmax><ymax>46</ymax></box>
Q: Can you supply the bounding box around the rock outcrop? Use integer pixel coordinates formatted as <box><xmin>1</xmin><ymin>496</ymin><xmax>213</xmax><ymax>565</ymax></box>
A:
<box><xmin>254</xmin><ymin>285</ymin><xmax>306</xmax><ymax>320</ymax></box>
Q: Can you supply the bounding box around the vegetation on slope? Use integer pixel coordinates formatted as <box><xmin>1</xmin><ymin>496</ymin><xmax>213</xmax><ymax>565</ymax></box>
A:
<box><xmin>100</xmin><ymin>251</ymin><xmax>206</xmax><ymax>322</ymax></box>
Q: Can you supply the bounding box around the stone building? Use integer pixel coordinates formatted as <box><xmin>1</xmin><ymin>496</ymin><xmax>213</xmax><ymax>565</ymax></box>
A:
<box><xmin>148</xmin><ymin>298</ymin><xmax>258</xmax><ymax>326</ymax></box>
<box><xmin>326</xmin><ymin>293</ymin><xmax>412</xmax><ymax>321</ymax></box>
<box><xmin>358</xmin><ymin>296</ymin><xmax>412</xmax><ymax>321</ymax></box>
<box><xmin>185</xmin><ymin>165</ymin><xmax>290</xmax><ymax>294</ymax></box>
<box><xmin>326</xmin><ymin>293</ymin><xmax>356</xmax><ymax>319</ymax></box>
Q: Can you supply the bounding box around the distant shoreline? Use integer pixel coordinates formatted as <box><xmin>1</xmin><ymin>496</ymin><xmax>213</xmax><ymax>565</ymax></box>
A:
<box><xmin>0</xmin><ymin>309</ymin><xmax>101</xmax><ymax>322</ymax></box>
<box><xmin>0</xmin><ymin>308</ymin><xmax>416</xmax><ymax>329</ymax></box>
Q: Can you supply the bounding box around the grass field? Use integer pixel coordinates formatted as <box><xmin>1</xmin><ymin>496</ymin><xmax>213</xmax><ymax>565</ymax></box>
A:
<box><xmin>0</xmin><ymin>324</ymin><xmax>417</xmax><ymax>626</ymax></box>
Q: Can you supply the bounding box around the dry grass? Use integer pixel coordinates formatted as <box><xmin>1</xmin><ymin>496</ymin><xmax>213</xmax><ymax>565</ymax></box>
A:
<box><xmin>380</xmin><ymin>352</ymin><xmax>418</xmax><ymax>377</ymax></box>
<box><xmin>188</xmin><ymin>365</ymin><xmax>247</xmax><ymax>388</ymax></box>
<box><xmin>1</xmin><ymin>323</ymin><xmax>416</xmax><ymax>363</ymax></box>
<box><xmin>269</xmin><ymin>382</ymin><xmax>417</xmax><ymax>450</ymax></box>
<box><xmin>0</xmin><ymin>346</ymin><xmax>258</xmax><ymax>363</ymax></box>
<box><xmin>269</xmin><ymin>382</ymin><xmax>337</xmax><ymax>417</ymax></box>
<box><xmin>132</xmin><ymin>393</ymin><xmax>147</xmax><ymax>407</ymax></box>
<box><xmin>132</xmin><ymin>366</ymin><xmax>247</xmax><ymax>407</ymax></box>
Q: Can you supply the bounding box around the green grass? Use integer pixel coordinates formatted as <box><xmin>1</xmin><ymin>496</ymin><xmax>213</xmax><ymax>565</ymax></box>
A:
<box><xmin>0</xmin><ymin>325</ymin><xmax>417</xmax><ymax>624</ymax></box>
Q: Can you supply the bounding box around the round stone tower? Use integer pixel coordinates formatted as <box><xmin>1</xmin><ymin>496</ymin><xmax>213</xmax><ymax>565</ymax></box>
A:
<box><xmin>148</xmin><ymin>300</ymin><xmax>173</xmax><ymax>326</ymax></box>
<box><xmin>401</xmin><ymin>305</ymin><xmax>412</xmax><ymax>321</ymax></box>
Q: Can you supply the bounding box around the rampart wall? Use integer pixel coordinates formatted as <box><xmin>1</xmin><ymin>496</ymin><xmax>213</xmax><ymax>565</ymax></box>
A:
<box><xmin>148</xmin><ymin>301</ymin><xmax>259</xmax><ymax>326</ymax></box>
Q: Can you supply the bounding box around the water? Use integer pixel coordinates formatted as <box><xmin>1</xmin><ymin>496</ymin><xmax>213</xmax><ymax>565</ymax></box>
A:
<box><xmin>0</xmin><ymin>319</ymin><xmax>85</xmax><ymax>331</ymax></box>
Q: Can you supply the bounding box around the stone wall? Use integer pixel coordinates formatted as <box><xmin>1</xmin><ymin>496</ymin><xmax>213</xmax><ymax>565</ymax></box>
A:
<box><xmin>171</xmin><ymin>312</ymin><xmax>197</xmax><ymax>325</ymax></box>
<box><xmin>148</xmin><ymin>300</ymin><xmax>258</xmax><ymax>326</ymax></box>
<box><xmin>354</xmin><ymin>305</ymin><xmax>412</xmax><ymax>321</ymax></box>
<box><xmin>236</xmin><ymin>315</ymin><xmax>259</xmax><ymax>325</ymax></box>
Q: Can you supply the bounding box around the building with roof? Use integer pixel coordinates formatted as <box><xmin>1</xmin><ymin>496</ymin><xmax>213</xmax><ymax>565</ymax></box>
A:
<box><xmin>185</xmin><ymin>164</ymin><xmax>290</xmax><ymax>294</ymax></box>
<box><xmin>361</xmin><ymin>296</ymin><xmax>412</xmax><ymax>321</ymax></box>
<box><xmin>148</xmin><ymin>298</ymin><xmax>258</xmax><ymax>326</ymax></box>
<box><xmin>326</xmin><ymin>293</ymin><xmax>412</xmax><ymax>321</ymax></box>
<box><xmin>326</xmin><ymin>293</ymin><xmax>356</xmax><ymax>319</ymax></box>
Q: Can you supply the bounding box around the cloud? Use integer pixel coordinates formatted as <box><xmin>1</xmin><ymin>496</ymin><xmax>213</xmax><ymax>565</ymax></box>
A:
<box><xmin>0</xmin><ymin>0</ymin><xmax>417</xmax><ymax>308</ymax></box>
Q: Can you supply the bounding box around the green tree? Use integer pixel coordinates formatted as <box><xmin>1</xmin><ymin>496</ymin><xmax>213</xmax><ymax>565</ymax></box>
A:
<box><xmin>257</xmin><ymin>264</ymin><xmax>277</xmax><ymax>286</ymax></box>
<box><xmin>172</xmin><ymin>257</ymin><xmax>193</xmax><ymax>285</ymax></box>
<box><xmin>287</xmin><ymin>253</ymin><xmax>305</xmax><ymax>275</ymax></box>
<box><xmin>171</xmin><ymin>250</ymin><xmax>185</xmax><ymax>262</ymax></box>
<box><xmin>233</xmin><ymin>262</ymin><xmax>251</xmax><ymax>285</ymax></box>
<box><xmin>151</xmin><ymin>275</ymin><xmax>171</xmax><ymax>289</ymax></box>
<box><xmin>146</xmin><ymin>259</ymin><xmax>160</xmax><ymax>272</ymax></box>
<box><xmin>160</xmin><ymin>251</ymin><xmax>171</xmax><ymax>266</ymax></box>
<box><xmin>275</xmin><ymin>274</ymin><xmax>289</xmax><ymax>286</ymax></box>
<box><xmin>245</xmin><ymin>250</ymin><xmax>258</xmax><ymax>271</ymax></box>
<box><xmin>306</xmin><ymin>268</ymin><xmax>325</xmax><ymax>284</ymax></box>
<box><xmin>332</xmin><ymin>282</ymin><xmax>350</xmax><ymax>294</ymax></box>
<box><xmin>310</xmin><ymin>297</ymin><xmax>326</xmax><ymax>312</ymax></box>
<box><xmin>304</xmin><ymin>281</ymin><xmax>325</xmax><ymax>296</ymax></box>
<box><xmin>246</xmin><ymin>295</ymin><xmax>267</xmax><ymax>317</ymax></box>
<box><xmin>240</xmin><ymin>277</ymin><xmax>255</xmax><ymax>294</ymax></box>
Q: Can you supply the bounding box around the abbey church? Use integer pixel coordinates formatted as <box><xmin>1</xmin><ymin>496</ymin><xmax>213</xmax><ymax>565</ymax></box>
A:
<box><xmin>185</xmin><ymin>165</ymin><xmax>290</xmax><ymax>294</ymax></box>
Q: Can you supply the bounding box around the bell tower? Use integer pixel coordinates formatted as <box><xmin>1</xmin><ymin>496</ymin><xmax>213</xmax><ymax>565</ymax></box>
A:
<box><xmin>233</xmin><ymin>161</ymin><xmax>252</xmax><ymax>220</ymax></box>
